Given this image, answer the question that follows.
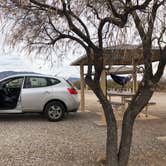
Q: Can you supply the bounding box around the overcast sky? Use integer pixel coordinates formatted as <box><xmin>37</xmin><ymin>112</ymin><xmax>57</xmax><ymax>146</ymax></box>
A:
<box><xmin>0</xmin><ymin>54</ymin><xmax>81</xmax><ymax>78</ymax></box>
<box><xmin>0</xmin><ymin>45</ymin><xmax>166</xmax><ymax>79</ymax></box>
<box><xmin>0</xmin><ymin>27</ymin><xmax>165</xmax><ymax>79</ymax></box>
<box><xmin>0</xmin><ymin>41</ymin><xmax>81</xmax><ymax>78</ymax></box>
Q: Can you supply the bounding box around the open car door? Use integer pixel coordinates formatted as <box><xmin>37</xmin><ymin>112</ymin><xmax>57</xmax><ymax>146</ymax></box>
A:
<box><xmin>0</xmin><ymin>76</ymin><xmax>24</xmax><ymax>113</ymax></box>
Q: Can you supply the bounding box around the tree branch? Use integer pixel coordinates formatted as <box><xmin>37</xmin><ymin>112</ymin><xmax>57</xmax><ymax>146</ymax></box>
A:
<box><xmin>30</xmin><ymin>0</ymin><xmax>63</xmax><ymax>15</ymax></box>
<box><xmin>131</xmin><ymin>10</ymin><xmax>146</xmax><ymax>40</ymax></box>
<box><xmin>52</xmin><ymin>33</ymin><xmax>88</xmax><ymax>50</ymax></box>
<box><xmin>153</xmin><ymin>27</ymin><xmax>166</xmax><ymax>83</ymax></box>
<box><xmin>30</xmin><ymin>0</ymin><xmax>96</xmax><ymax>49</ymax></box>
<box><xmin>98</xmin><ymin>16</ymin><xmax>127</xmax><ymax>48</ymax></box>
<box><xmin>147</xmin><ymin>0</ymin><xmax>160</xmax><ymax>40</ymax></box>
<box><xmin>87</xmin><ymin>3</ymin><xmax>101</xmax><ymax>20</ymax></box>
<box><xmin>61</xmin><ymin>0</ymin><xmax>97</xmax><ymax>49</ymax></box>
<box><xmin>67</xmin><ymin>7</ymin><xmax>91</xmax><ymax>40</ymax></box>
<box><xmin>153</xmin><ymin>50</ymin><xmax>166</xmax><ymax>83</ymax></box>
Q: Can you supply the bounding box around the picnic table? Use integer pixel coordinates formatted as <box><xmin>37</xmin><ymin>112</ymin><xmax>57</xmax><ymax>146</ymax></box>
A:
<box><xmin>107</xmin><ymin>91</ymin><xmax>135</xmax><ymax>111</ymax></box>
<box><xmin>108</xmin><ymin>91</ymin><xmax>156</xmax><ymax>116</ymax></box>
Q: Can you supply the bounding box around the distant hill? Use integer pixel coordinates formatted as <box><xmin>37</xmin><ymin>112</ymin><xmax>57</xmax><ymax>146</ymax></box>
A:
<box><xmin>0</xmin><ymin>71</ymin><xmax>41</xmax><ymax>80</ymax></box>
<box><xmin>68</xmin><ymin>77</ymin><xmax>80</xmax><ymax>82</ymax></box>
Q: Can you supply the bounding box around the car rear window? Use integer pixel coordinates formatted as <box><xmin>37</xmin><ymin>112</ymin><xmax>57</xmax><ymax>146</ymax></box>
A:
<box><xmin>47</xmin><ymin>78</ymin><xmax>61</xmax><ymax>86</ymax></box>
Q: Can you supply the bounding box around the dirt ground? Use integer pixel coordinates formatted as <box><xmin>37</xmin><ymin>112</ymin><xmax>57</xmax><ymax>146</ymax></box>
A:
<box><xmin>0</xmin><ymin>91</ymin><xmax>165</xmax><ymax>166</ymax></box>
<box><xmin>83</xmin><ymin>91</ymin><xmax>166</xmax><ymax>166</ymax></box>
<box><xmin>84</xmin><ymin>91</ymin><xmax>166</xmax><ymax>117</ymax></box>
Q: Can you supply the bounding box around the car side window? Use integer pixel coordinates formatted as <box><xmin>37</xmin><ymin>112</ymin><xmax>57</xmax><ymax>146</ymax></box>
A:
<box><xmin>24</xmin><ymin>77</ymin><xmax>48</xmax><ymax>88</ymax></box>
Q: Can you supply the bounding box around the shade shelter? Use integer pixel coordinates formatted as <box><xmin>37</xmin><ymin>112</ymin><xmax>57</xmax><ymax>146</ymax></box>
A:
<box><xmin>71</xmin><ymin>45</ymin><xmax>160</xmax><ymax>65</ymax></box>
<box><xmin>71</xmin><ymin>44</ymin><xmax>160</xmax><ymax>121</ymax></box>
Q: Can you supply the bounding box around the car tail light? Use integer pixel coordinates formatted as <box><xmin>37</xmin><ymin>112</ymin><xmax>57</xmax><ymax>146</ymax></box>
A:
<box><xmin>67</xmin><ymin>88</ymin><xmax>78</xmax><ymax>94</ymax></box>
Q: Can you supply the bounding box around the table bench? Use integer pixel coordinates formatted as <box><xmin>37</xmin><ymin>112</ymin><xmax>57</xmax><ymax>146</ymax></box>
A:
<box><xmin>110</xmin><ymin>101</ymin><xmax>125</xmax><ymax>109</ymax></box>
<box><xmin>108</xmin><ymin>91</ymin><xmax>134</xmax><ymax>112</ymax></box>
<box><xmin>125</xmin><ymin>99</ymin><xmax>156</xmax><ymax>117</ymax></box>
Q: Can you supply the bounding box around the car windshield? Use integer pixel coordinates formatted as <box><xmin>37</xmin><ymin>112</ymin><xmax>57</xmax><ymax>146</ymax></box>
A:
<box><xmin>1</xmin><ymin>77</ymin><xmax>24</xmax><ymax>88</ymax></box>
<box><xmin>6</xmin><ymin>78</ymin><xmax>24</xmax><ymax>88</ymax></box>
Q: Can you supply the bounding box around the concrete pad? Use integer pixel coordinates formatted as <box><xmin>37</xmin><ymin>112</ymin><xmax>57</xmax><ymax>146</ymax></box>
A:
<box><xmin>93</xmin><ymin>120</ymin><xmax>106</xmax><ymax>127</ymax></box>
<box><xmin>78</xmin><ymin>110</ymin><xmax>90</xmax><ymax>113</ymax></box>
<box><xmin>137</xmin><ymin>113</ymin><xmax>160</xmax><ymax>120</ymax></box>
<box><xmin>156</xmin><ymin>136</ymin><xmax>166</xmax><ymax>141</ymax></box>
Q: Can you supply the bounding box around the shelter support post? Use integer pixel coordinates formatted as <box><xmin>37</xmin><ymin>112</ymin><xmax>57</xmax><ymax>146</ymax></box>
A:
<box><xmin>121</xmin><ymin>96</ymin><xmax>126</xmax><ymax>112</ymax></box>
<box><xmin>80</xmin><ymin>64</ymin><xmax>85</xmax><ymax>112</ymax></box>
<box><xmin>100</xmin><ymin>69</ymin><xmax>106</xmax><ymax>124</ymax></box>
<box><xmin>85</xmin><ymin>84</ymin><xmax>89</xmax><ymax>91</ymax></box>
<box><xmin>132</xmin><ymin>60</ymin><xmax>137</xmax><ymax>94</ymax></box>
<box><xmin>101</xmin><ymin>69</ymin><xmax>106</xmax><ymax>95</ymax></box>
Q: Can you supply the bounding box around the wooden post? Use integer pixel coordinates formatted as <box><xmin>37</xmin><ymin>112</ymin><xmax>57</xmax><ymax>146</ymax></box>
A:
<box><xmin>100</xmin><ymin>69</ymin><xmax>106</xmax><ymax>124</ymax></box>
<box><xmin>85</xmin><ymin>83</ymin><xmax>89</xmax><ymax>91</ymax></box>
<box><xmin>83</xmin><ymin>73</ymin><xmax>89</xmax><ymax>91</ymax></box>
<box><xmin>145</xmin><ymin>106</ymin><xmax>148</xmax><ymax>117</ymax></box>
<box><xmin>101</xmin><ymin>69</ymin><xmax>106</xmax><ymax>95</ymax></box>
<box><xmin>132</xmin><ymin>60</ymin><xmax>137</xmax><ymax>94</ymax></box>
<box><xmin>121</xmin><ymin>96</ymin><xmax>125</xmax><ymax>112</ymax></box>
<box><xmin>80</xmin><ymin>64</ymin><xmax>85</xmax><ymax>112</ymax></box>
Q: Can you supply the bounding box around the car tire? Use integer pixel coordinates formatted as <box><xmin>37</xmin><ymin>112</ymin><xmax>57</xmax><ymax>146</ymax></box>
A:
<box><xmin>44</xmin><ymin>101</ymin><xmax>65</xmax><ymax>122</ymax></box>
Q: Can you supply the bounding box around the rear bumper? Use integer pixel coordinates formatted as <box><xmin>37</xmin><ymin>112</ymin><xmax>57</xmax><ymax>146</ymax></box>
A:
<box><xmin>68</xmin><ymin>101</ymin><xmax>80</xmax><ymax>112</ymax></box>
<box><xmin>65</xmin><ymin>94</ymin><xmax>80</xmax><ymax>111</ymax></box>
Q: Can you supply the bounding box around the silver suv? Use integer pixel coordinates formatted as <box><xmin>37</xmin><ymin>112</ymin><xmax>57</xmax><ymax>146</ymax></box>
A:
<box><xmin>0</xmin><ymin>74</ymin><xmax>80</xmax><ymax>121</ymax></box>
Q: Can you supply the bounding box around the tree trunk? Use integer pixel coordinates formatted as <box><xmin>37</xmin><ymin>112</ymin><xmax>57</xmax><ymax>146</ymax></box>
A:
<box><xmin>86</xmin><ymin>75</ymin><xmax>154</xmax><ymax>166</ymax></box>
<box><xmin>85</xmin><ymin>77</ymin><xmax>119</xmax><ymax>166</ymax></box>
<box><xmin>85</xmin><ymin>46</ymin><xmax>159</xmax><ymax>165</ymax></box>
<box><xmin>118</xmin><ymin>85</ymin><xmax>154</xmax><ymax>166</ymax></box>
<box><xmin>98</xmin><ymin>95</ymin><xmax>119</xmax><ymax>166</ymax></box>
<box><xmin>106</xmin><ymin>122</ymin><xmax>119</xmax><ymax>166</ymax></box>
<box><xmin>118</xmin><ymin>109</ymin><xmax>136</xmax><ymax>166</ymax></box>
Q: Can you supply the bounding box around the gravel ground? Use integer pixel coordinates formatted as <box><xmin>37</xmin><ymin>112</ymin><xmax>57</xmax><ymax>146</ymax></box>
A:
<box><xmin>0</xmin><ymin>113</ymin><xmax>105</xmax><ymax>166</ymax></box>
<box><xmin>0</xmin><ymin>91</ymin><xmax>165</xmax><ymax>166</ymax></box>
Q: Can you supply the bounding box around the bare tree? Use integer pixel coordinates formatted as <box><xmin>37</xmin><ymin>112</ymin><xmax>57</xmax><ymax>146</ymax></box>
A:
<box><xmin>0</xmin><ymin>0</ymin><xmax>166</xmax><ymax>166</ymax></box>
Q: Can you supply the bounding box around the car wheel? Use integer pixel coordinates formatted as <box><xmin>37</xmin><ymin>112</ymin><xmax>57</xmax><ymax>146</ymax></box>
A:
<box><xmin>44</xmin><ymin>101</ymin><xmax>65</xmax><ymax>122</ymax></box>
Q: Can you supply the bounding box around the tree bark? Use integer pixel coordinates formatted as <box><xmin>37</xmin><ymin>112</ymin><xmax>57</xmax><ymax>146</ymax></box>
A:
<box><xmin>118</xmin><ymin>84</ymin><xmax>154</xmax><ymax>166</ymax></box>
<box><xmin>85</xmin><ymin>76</ymin><xmax>119</xmax><ymax>166</ymax></box>
<box><xmin>118</xmin><ymin>110</ymin><xmax>135</xmax><ymax>166</ymax></box>
<box><xmin>85</xmin><ymin>61</ymin><xmax>155</xmax><ymax>166</ymax></box>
